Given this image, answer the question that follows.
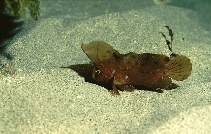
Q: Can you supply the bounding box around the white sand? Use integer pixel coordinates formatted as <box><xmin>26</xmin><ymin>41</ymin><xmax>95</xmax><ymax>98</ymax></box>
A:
<box><xmin>1</xmin><ymin>1</ymin><xmax>211</xmax><ymax>134</ymax></box>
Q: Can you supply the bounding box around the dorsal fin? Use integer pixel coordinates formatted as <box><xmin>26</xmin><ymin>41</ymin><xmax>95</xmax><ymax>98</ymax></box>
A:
<box><xmin>138</xmin><ymin>53</ymin><xmax>169</xmax><ymax>67</ymax></box>
<box><xmin>81</xmin><ymin>41</ymin><xmax>121</xmax><ymax>63</ymax></box>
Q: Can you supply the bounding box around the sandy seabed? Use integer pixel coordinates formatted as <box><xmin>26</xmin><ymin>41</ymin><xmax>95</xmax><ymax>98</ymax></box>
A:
<box><xmin>1</xmin><ymin>1</ymin><xmax>211</xmax><ymax>133</ymax></box>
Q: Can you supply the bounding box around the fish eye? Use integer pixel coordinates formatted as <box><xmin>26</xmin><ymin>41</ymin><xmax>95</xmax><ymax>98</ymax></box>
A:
<box><xmin>92</xmin><ymin>68</ymin><xmax>101</xmax><ymax>79</ymax></box>
<box><xmin>95</xmin><ymin>69</ymin><xmax>101</xmax><ymax>75</ymax></box>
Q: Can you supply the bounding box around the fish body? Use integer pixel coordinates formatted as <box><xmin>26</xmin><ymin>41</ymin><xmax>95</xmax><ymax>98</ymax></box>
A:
<box><xmin>81</xmin><ymin>40</ymin><xmax>192</xmax><ymax>94</ymax></box>
<box><xmin>77</xmin><ymin>26</ymin><xmax>192</xmax><ymax>95</ymax></box>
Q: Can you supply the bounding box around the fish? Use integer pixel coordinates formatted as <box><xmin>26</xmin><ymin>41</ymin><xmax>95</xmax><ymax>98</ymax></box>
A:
<box><xmin>65</xmin><ymin>26</ymin><xmax>192</xmax><ymax>95</ymax></box>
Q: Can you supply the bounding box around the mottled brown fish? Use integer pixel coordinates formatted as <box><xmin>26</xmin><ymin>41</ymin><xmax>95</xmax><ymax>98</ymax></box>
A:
<box><xmin>67</xmin><ymin>26</ymin><xmax>192</xmax><ymax>95</ymax></box>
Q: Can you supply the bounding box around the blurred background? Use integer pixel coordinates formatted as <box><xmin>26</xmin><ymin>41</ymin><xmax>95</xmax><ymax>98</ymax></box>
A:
<box><xmin>1</xmin><ymin>0</ymin><xmax>211</xmax><ymax>56</ymax></box>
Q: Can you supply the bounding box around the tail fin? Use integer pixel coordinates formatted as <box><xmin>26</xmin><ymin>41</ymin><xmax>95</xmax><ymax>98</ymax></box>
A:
<box><xmin>165</xmin><ymin>54</ymin><xmax>192</xmax><ymax>81</ymax></box>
